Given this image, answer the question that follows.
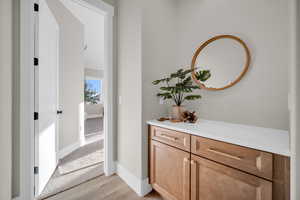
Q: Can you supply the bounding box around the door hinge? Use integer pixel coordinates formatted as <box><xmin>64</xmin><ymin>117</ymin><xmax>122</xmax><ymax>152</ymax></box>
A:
<box><xmin>34</xmin><ymin>166</ymin><xmax>39</xmax><ymax>174</ymax></box>
<box><xmin>34</xmin><ymin>3</ymin><xmax>39</xmax><ymax>12</ymax></box>
<box><xmin>34</xmin><ymin>112</ymin><xmax>39</xmax><ymax>120</ymax></box>
<box><xmin>34</xmin><ymin>57</ymin><xmax>39</xmax><ymax>66</ymax></box>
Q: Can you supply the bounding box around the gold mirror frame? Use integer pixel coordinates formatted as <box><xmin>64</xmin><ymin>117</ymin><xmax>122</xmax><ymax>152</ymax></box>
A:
<box><xmin>191</xmin><ymin>35</ymin><xmax>251</xmax><ymax>91</ymax></box>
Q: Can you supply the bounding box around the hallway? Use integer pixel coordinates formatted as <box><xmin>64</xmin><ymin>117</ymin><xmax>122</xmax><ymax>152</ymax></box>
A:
<box><xmin>43</xmin><ymin>175</ymin><xmax>162</xmax><ymax>200</ymax></box>
<box><xmin>38</xmin><ymin>141</ymin><xmax>104</xmax><ymax>199</ymax></box>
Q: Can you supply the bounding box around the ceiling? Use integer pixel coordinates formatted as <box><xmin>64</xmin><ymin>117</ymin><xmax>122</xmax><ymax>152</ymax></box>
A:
<box><xmin>61</xmin><ymin>0</ymin><xmax>105</xmax><ymax>69</ymax></box>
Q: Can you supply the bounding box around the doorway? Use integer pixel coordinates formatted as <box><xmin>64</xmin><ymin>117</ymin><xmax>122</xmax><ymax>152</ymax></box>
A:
<box><xmin>27</xmin><ymin>0</ymin><xmax>114</xmax><ymax>199</ymax></box>
<box><xmin>84</xmin><ymin>76</ymin><xmax>104</xmax><ymax>143</ymax></box>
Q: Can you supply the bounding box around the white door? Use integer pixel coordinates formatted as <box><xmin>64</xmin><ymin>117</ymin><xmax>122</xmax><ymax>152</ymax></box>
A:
<box><xmin>34</xmin><ymin>0</ymin><xmax>60</xmax><ymax>196</ymax></box>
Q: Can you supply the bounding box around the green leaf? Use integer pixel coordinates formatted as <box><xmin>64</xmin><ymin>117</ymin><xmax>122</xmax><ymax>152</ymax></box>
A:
<box><xmin>152</xmin><ymin>77</ymin><xmax>172</xmax><ymax>85</ymax></box>
<box><xmin>184</xmin><ymin>95</ymin><xmax>201</xmax><ymax>100</ymax></box>
<box><xmin>194</xmin><ymin>70</ymin><xmax>211</xmax><ymax>82</ymax></box>
<box><xmin>186</xmin><ymin>85</ymin><xmax>200</xmax><ymax>89</ymax></box>
<box><xmin>157</xmin><ymin>92</ymin><xmax>172</xmax><ymax>100</ymax></box>
<box><xmin>152</xmin><ymin>80</ymin><xmax>161</xmax><ymax>85</ymax></box>
<box><xmin>153</xmin><ymin>66</ymin><xmax>207</xmax><ymax>104</ymax></box>
<box><xmin>160</xmin><ymin>86</ymin><xmax>173</xmax><ymax>91</ymax></box>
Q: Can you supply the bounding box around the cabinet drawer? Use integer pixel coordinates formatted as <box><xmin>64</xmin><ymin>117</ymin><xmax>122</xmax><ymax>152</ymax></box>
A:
<box><xmin>191</xmin><ymin>155</ymin><xmax>272</xmax><ymax>200</ymax></box>
<box><xmin>191</xmin><ymin>136</ymin><xmax>273</xmax><ymax>180</ymax></box>
<box><xmin>150</xmin><ymin>126</ymin><xmax>191</xmax><ymax>151</ymax></box>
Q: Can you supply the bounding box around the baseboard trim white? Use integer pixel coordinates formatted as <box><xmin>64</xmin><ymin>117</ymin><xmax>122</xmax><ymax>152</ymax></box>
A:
<box><xmin>116</xmin><ymin>162</ymin><xmax>152</xmax><ymax>197</ymax></box>
<box><xmin>58</xmin><ymin>141</ymin><xmax>81</xmax><ymax>159</ymax></box>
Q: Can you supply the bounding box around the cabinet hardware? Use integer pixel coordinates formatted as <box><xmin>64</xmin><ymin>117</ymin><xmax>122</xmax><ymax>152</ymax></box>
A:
<box><xmin>191</xmin><ymin>160</ymin><xmax>196</xmax><ymax>165</ymax></box>
<box><xmin>160</xmin><ymin>133</ymin><xmax>178</xmax><ymax>141</ymax></box>
<box><xmin>208</xmin><ymin>148</ymin><xmax>243</xmax><ymax>160</ymax></box>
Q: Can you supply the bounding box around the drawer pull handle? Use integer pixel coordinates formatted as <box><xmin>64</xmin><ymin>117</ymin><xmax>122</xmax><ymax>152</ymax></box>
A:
<box><xmin>208</xmin><ymin>148</ymin><xmax>243</xmax><ymax>160</ymax></box>
<box><xmin>160</xmin><ymin>133</ymin><xmax>178</xmax><ymax>141</ymax></box>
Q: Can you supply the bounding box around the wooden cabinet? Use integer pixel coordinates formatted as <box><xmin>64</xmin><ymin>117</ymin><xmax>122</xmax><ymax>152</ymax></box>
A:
<box><xmin>191</xmin><ymin>136</ymin><xmax>273</xmax><ymax>180</ymax></box>
<box><xmin>150</xmin><ymin>126</ymin><xmax>191</xmax><ymax>151</ymax></box>
<box><xmin>149</xmin><ymin>125</ymin><xmax>290</xmax><ymax>200</ymax></box>
<box><xmin>150</xmin><ymin>140</ymin><xmax>190</xmax><ymax>200</ymax></box>
<box><xmin>190</xmin><ymin>155</ymin><xmax>272</xmax><ymax>200</ymax></box>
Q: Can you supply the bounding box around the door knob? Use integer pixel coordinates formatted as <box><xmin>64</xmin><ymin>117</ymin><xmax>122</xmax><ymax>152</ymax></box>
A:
<box><xmin>57</xmin><ymin>110</ymin><xmax>63</xmax><ymax>115</ymax></box>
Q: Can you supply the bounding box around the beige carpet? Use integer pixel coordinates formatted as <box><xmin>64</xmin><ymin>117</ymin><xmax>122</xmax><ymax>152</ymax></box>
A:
<box><xmin>38</xmin><ymin>141</ymin><xmax>104</xmax><ymax>200</ymax></box>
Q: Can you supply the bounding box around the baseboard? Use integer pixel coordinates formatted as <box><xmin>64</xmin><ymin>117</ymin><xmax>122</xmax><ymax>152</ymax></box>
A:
<box><xmin>58</xmin><ymin>141</ymin><xmax>81</xmax><ymax>159</ymax></box>
<box><xmin>80</xmin><ymin>134</ymin><xmax>103</xmax><ymax>147</ymax></box>
<box><xmin>116</xmin><ymin>162</ymin><xmax>152</xmax><ymax>197</ymax></box>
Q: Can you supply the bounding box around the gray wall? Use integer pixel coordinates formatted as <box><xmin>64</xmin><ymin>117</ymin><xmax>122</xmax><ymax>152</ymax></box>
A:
<box><xmin>176</xmin><ymin>0</ymin><xmax>291</xmax><ymax>130</ymax></box>
<box><xmin>141</xmin><ymin>0</ymin><xmax>178</xmax><ymax>179</ymax></box>
<box><xmin>117</xmin><ymin>0</ymin><xmax>292</xmax><ymax>182</ymax></box>
<box><xmin>0</xmin><ymin>0</ymin><xmax>13</xmax><ymax>199</ymax></box>
<box><xmin>117</xmin><ymin>0</ymin><xmax>143</xmax><ymax>178</ymax></box>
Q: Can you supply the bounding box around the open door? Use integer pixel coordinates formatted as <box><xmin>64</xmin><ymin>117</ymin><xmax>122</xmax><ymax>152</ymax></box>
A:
<box><xmin>34</xmin><ymin>0</ymin><xmax>60</xmax><ymax>196</ymax></box>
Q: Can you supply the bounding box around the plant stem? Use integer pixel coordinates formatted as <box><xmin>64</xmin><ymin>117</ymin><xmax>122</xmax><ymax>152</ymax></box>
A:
<box><xmin>167</xmin><ymin>81</ymin><xmax>178</xmax><ymax>105</ymax></box>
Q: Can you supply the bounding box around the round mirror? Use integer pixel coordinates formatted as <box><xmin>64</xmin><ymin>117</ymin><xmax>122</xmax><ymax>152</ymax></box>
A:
<box><xmin>191</xmin><ymin>35</ymin><xmax>251</xmax><ymax>91</ymax></box>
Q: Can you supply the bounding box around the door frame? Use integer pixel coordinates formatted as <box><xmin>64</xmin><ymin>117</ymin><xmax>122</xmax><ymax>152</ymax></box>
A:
<box><xmin>19</xmin><ymin>1</ymin><xmax>115</xmax><ymax>199</ymax></box>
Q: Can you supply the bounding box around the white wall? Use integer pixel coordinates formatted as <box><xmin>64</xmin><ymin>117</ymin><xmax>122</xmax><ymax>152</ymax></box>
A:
<box><xmin>0</xmin><ymin>0</ymin><xmax>12</xmax><ymax>199</ymax></box>
<box><xmin>291</xmin><ymin>0</ymin><xmax>300</xmax><ymax>199</ymax></box>
<box><xmin>102</xmin><ymin>0</ymin><xmax>119</xmax><ymax>162</ymax></box>
<box><xmin>175</xmin><ymin>0</ymin><xmax>291</xmax><ymax>130</ymax></box>
<box><xmin>85</xmin><ymin>68</ymin><xmax>104</xmax><ymax>79</ymax></box>
<box><xmin>60</xmin><ymin>0</ymin><xmax>105</xmax><ymax>70</ymax></box>
<box><xmin>47</xmin><ymin>0</ymin><xmax>85</xmax><ymax>151</ymax></box>
<box><xmin>117</xmin><ymin>0</ymin><xmax>143</xmax><ymax>178</ymax></box>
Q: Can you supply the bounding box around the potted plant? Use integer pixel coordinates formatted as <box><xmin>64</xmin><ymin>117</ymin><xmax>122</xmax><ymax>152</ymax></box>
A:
<box><xmin>152</xmin><ymin>67</ymin><xmax>211</xmax><ymax>121</ymax></box>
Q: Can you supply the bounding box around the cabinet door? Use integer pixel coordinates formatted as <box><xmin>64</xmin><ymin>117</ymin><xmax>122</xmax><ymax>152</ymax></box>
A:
<box><xmin>191</xmin><ymin>155</ymin><xmax>272</xmax><ymax>200</ymax></box>
<box><xmin>150</xmin><ymin>140</ymin><xmax>190</xmax><ymax>200</ymax></box>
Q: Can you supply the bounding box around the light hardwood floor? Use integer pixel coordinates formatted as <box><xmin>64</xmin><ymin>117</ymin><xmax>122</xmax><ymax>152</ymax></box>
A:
<box><xmin>44</xmin><ymin>175</ymin><xmax>163</xmax><ymax>200</ymax></box>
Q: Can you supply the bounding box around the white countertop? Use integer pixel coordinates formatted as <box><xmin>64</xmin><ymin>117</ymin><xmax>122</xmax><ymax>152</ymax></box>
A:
<box><xmin>147</xmin><ymin>119</ymin><xmax>290</xmax><ymax>157</ymax></box>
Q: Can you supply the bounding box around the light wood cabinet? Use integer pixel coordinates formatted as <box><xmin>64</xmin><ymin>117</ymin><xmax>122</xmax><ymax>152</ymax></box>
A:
<box><xmin>190</xmin><ymin>155</ymin><xmax>272</xmax><ymax>200</ymax></box>
<box><xmin>191</xmin><ymin>136</ymin><xmax>273</xmax><ymax>180</ymax></box>
<box><xmin>150</xmin><ymin>140</ymin><xmax>190</xmax><ymax>200</ymax></box>
<box><xmin>149</xmin><ymin>125</ymin><xmax>290</xmax><ymax>200</ymax></box>
<box><xmin>150</xmin><ymin>126</ymin><xmax>191</xmax><ymax>151</ymax></box>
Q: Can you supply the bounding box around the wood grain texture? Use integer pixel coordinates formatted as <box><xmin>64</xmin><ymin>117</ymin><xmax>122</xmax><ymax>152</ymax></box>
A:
<box><xmin>150</xmin><ymin>126</ymin><xmax>191</xmax><ymax>152</ymax></box>
<box><xmin>273</xmin><ymin>155</ymin><xmax>290</xmax><ymax>200</ymax></box>
<box><xmin>44</xmin><ymin>175</ymin><xmax>162</xmax><ymax>200</ymax></box>
<box><xmin>191</xmin><ymin>34</ymin><xmax>251</xmax><ymax>91</ymax></box>
<box><xmin>150</xmin><ymin>140</ymin><xmax>190</xmax><ymax>200</ymax></box>
<box><xmin>191</xmin><ymin>135</ymin><xmax>273</xmax><ymax>180</ymax></box>
<box><xmin>191</xmin><ymin>155</ymin><xmax>272</xmax><ymax>200</ymax></box>
<box><xmin>148</xmin><ymin>125</ymin><xmax>290</xmax><ymax>200</ymax></box>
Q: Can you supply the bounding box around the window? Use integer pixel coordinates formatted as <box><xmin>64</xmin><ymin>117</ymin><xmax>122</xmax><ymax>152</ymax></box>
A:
<box><xmin>84</xmin><ymin>79</ymin><xmax>102</xmax><ymax>104</ymax></box>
